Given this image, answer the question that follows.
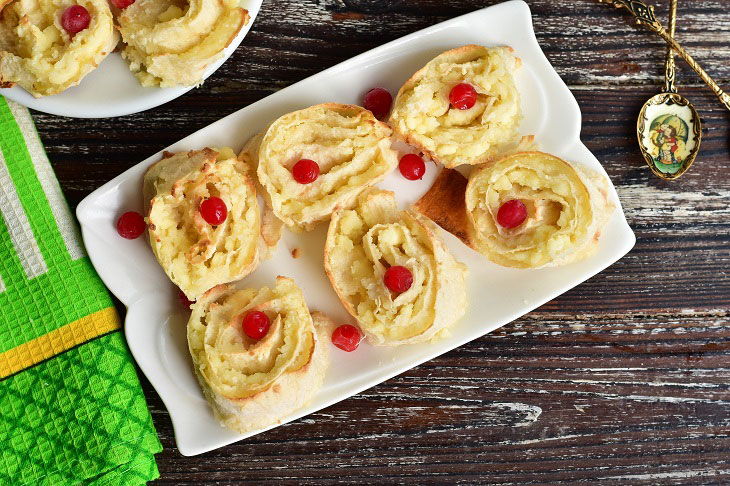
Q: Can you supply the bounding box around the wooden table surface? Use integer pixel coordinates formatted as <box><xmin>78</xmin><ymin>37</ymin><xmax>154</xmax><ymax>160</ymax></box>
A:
<box><xmin>35</xmin><ymin>0</ymin><xmax>730</xmax><ymax>484</ymax></box>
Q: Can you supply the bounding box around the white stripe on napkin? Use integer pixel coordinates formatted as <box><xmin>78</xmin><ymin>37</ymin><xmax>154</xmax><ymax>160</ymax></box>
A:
<box><xmin>7</xmin><ymin>101</ymin><xmax>85</xmax><ymax>261</ymax></box>
<box><xmin>0</xmin><ymin>274</ymin><xmax>5</xmax><ymax>293</ymax></box>
<box><xmin>0</xmin><ymin>150</ymin><xmax>48</xmax><ymax>279</ymax></box>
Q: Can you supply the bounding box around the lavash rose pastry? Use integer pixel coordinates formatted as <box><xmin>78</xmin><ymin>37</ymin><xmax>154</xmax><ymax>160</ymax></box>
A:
<box><xmin>0</xmin><ymin>0</ymin><xmax>118</xmax><ymax>97</ymax></box>
<box><xmin>324</xmin><ymin>189</ymin><xmax>467</xmax><ymax>346</ymax></box>
<box><xmin>389</xmin><ymin>45</ymin><xmax>527</xmax><ymax>168</ymax></box>
<box><xmin>465</xmin><ymin>151</ymin><xmax>614</xmax><ymax>268</ymax></box>
<box><xmin>118</xmin><ymin>0</ymin><xmax>248</xmax><ymax>87</ymax></box>
<box><xmin>240</xmin><ymin>103</ymin><xmax>399</xmax><ymax>232</ymax></box>
<box><xmin>143</xmin><ymin>147</ymin><xmax>260</xmax><ymax>300</ymax></box>
<box><xmin>187</xmin><ymin>277</ymin><xmax>331</xmax><ymax>433</ymax></box>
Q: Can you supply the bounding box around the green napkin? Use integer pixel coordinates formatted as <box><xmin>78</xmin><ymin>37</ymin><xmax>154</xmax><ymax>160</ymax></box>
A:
<box><xmin>0</xmin><ymin>97</ymin><xmax>162</xmax><ymax>485</ymax></box>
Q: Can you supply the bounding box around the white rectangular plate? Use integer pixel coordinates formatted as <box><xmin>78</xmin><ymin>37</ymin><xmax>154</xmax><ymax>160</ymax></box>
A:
<box><xmin>76</xmin><ymin>0</ymin><xmax>635</xmax><ymax>456</ymax></box>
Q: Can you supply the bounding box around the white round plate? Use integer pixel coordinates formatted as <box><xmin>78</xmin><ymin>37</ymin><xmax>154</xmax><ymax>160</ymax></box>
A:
<box><xmin>76</xmin><ymin>0</ymin><xmax>635</xmax><ymax>456</ymax></box>
<box><xmin>0</xmin><ymin>0</ymin><xmax>263</xmax><ymax>118</ymax></box>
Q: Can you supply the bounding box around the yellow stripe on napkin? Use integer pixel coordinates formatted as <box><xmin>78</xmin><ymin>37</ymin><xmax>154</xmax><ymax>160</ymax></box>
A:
<box><xmin>0</xmin><ymin>307</ymin><xmax>121</xmax><ymax>379</ymax></box>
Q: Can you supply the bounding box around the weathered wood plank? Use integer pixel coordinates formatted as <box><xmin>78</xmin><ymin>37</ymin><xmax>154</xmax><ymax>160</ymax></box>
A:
<box><xmin>219</xmin><ymin>0</ymin><xmax>730</xmax><ymax>87</ymax></box>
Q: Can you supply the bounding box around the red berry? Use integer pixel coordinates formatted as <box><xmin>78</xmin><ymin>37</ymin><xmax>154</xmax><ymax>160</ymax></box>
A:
<box><xmin>399</xmin><ymin>154</ymin><xmax>426</xmax><ymax>181</ymax></box>
<box><xmin>111</xmin><ymin>0</ymin><xmax>134</xmax><ymax>10</ymax></box>
<box><xmin>200</xmin><ymin>197</ymin><xmax>227</xmax><ymax>225</ymax></box>
<box><xmin>449</xmin><ymin>83</ymin><xmax>477</xmax><ymax>110</ymax></box>
<box><xmin>177</xmin><ymin>289</ymin><xmax>194</xmax><ymax>310</ymax></box>
<box><xmin>363</xmin><ymin>87</ymin><xmax>392</xmax><ymax>119</ymax></box>
<box><xmin>110</xmin><ymin>0</ymin><xmax>135</xmax><ymax>8</ymax></box>
<box><xmin>242</xmin><ymin>311</ymin><xmax>271</xmax><ymax>340</ymax></box>
<box><xmin>331</xmin><ymin>324</ymin><xmax>362</xmax><ymax>352</ymax></box>
<box><xmin>292</xmin><ymin>159</ymin><xmax>319</xmax><ymax>184</ymax></box>
<box><xmin>116</xmin><ymin>211</ymin><xmax>146</xmax><ymax>239</ymax></box>
<box><xmin>384</xmin><ymin>265</ymin><xmax>413</xmax><ymax>293</ymax></box>
<box><xmin>61</xmin><ymin>5</ymin><xmax>90</xmax><ymax>36</ymax></box>
<box><xmin>496</xmin><ymin>199</ymin><xmax>528</xmax><ymax>228</ymax></box>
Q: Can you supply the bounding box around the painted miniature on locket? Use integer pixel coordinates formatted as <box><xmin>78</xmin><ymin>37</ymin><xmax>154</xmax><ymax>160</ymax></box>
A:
<box><xmin>636</xmin><ymin>0</ymin><xmax>701</xmax><ymax>180</ymax></box>
<box><xmin>638</xmin><ymin>94</ymin><xmax>701</xmax><ymax>180</ymax></box>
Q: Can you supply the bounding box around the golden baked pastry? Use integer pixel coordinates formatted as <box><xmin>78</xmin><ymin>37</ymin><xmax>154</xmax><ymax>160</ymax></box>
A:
<box><xmin>389</xmin><ymin>45</ymin><xmax>524</xmax><ymax>168</ymax></box>
<box><xmin>240</xmin><ymin>103</ymin><xmax>399</xmax><ymax>232</ymax></box>
<box><xmin>0</xmin><ymin>0</ymin><xmax>118</xmax><ymax>97</ymax></box>
<box><xmin>325</xmin><ymin>189</ymin><xmax>467</xmax><ymax>346</ymax></box>
<box><xmin>187</xmin><ymin>277</ymin><xmax>330</xmax><ymax>434</ymax></box>
<box><xmin>465</xmin><ymin>151</ymin><xmax>614</xmax><ymax>268</ymax></box>
<box><xmin>144</xmin><ymin>147</ymin><xmax>260</xmax><ymax>300</ymax></box>
<box><xmin>118</xmin><ymin>0</ymin><xmax>248</xmax><ymax>87</ymax></box>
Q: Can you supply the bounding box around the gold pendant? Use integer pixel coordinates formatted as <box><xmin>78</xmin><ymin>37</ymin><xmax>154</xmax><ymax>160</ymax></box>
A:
<box><xmin>637</xmin><ymin>92</ymin><xmax>701</xmax><ymax>180</ymax></box>
<box><xmin>635</xmin><ymin>0</ymin><xmax>701</xmax><ymax>180</ymax></box>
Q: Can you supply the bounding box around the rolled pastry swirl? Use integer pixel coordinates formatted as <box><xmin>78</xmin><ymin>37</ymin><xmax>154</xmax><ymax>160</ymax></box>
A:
<box><xmin>241</xmin><ymin>103</ymin><xmax>399</xmax><ymax>232</ymax></box>
<box><xmin>325</xmin><ymin>189</ymin><xmax>467</xmax><ymax>345</ymax></box>
<box><xmin>187</xmin><ymin>277</ymin><xmax>330</xmax><ymax>433</ymax></box>
<box><xmin>144</xmin><ymin>147</ymin><xmax>260</xmax><ymax>300</ymax></box>
<box><xmin>389</xmin><ymin>45</ymin><xmax>523</xmax><ymax>168</ymax></box>
<box><xmin>465</xmin><ymin>151</ymin><xmax>614</xmax><ymax>268</ymax></box>
<box><xmin>118</xmin><ymin>0</ymin><xmax>248</xmax><ymax>87</ymax></box>
<box><xmin>0</xmin><ymin>0</ymin><xmax>118</xmax><ymax>96</ymax></box>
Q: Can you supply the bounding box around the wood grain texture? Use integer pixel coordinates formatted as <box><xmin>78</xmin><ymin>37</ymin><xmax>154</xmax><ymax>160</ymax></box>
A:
<box><xmin>30</xmin><ymin>0</ymin><xmax>730</xmax><ymax>483</ymax></box>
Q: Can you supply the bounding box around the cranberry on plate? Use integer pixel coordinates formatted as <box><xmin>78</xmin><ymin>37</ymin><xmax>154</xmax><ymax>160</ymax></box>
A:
<box><xmin>332</xmin><ymin>324</ymin><xmax>362</xmax><ymax>352</ymax></box>
<box><xmin>384</xmin><ymin>265</ymin><xmax>413</xmax><ymax>293</ymax></box>
<box><xmin>496</xmin><ymin>199</ymin><xmax>527</xmax><ymax>229</ymax></box>
<box><xmin>116</xmin><ymin>211</ymin><xmax>146</xmax><ymax>239</ymax></box>
<box><xmin>449</xmin><ymin>82</ymin><xmax>477</xmax><ymax>110</ymax></box>
<box><xmin>61</xmin><ymin>5</ymin><xmax>91</xmax><ymax>36</ymax></box>
<box><xmin>362</xmin><ymin>87</ymin><xmax>392</xmax><ymax>119</ymax></box>
<box><xmin>292</xmin><ymin>159</ymin><xmax>320</xmax><ymax>184</ymax></box>
<box><xmin>200</xmin><ymin>197</ymin><xmax>227</xmax><ymax>225</ymax></box>
<box><xmin>242</xmin><ymin>311</ymin><xmax>271</xmax><ymax>340</ymax></box>
<box><xmin>110</xmin><ymin>0</ymin><xmax>135</xmax><ymax>8</ymax></box>
<box><xmin>398</xmin><ymin>154</ymin><xmax>426</xmax><ymax>181</ymax></box>
<box><xmin>177</xmin><ymin>289</ymin><xmax>194</xmax><ymax>310</ymax></box>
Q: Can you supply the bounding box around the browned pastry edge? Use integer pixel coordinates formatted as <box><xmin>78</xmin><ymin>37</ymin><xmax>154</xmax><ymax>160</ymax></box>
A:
<box><xmin>413</xmin><ymin>168</ymin><xmax>470</xmax><ymax>246</ymax></box>
<box><xmin>222</xmin><ymin>8</ymin><xmax>249</xmax><ymax>51</ymax></box>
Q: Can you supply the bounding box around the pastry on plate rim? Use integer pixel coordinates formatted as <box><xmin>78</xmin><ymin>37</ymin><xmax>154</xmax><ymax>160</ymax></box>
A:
<box><xmin>0</xmin><ymin>0</ymin><xmax>119</xmax><ymax>97</ymax></box>
<box><xmin>417</xmin><ymin>151</ymin><xmax>614</xmax><ymax>269</ymax></box>
<box><xmin>143</xmin><ymin>147</ymin><xmax>261</xmax><ymax>300</ymax></box>
<box><xmin>324</xmin><ymin>188</ymin><xmax>468</xmax><ymax>346</ymax></box>
<box><xmin>187</xmin><ymin>276</ymin><xmax>331</xmax><ymax>434</ymax></box>
<box><xmin>465</xmin><ymin>151</ymin><xmax>614</xmax><ymax>268</ymax></box>
<box><xmin>118</xmin><ymin>0</ymin><xmax>249</xmax><ymax>87</ymax></box>
<box><xmin>389</xmin><ymin>44</ymin><xmax>526</xmax><ymax>168</ymax></box>
<box><xmin>240</xmin><ymin>102</ymin><xmax>399</xmax><ymax>232</ymax></box>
